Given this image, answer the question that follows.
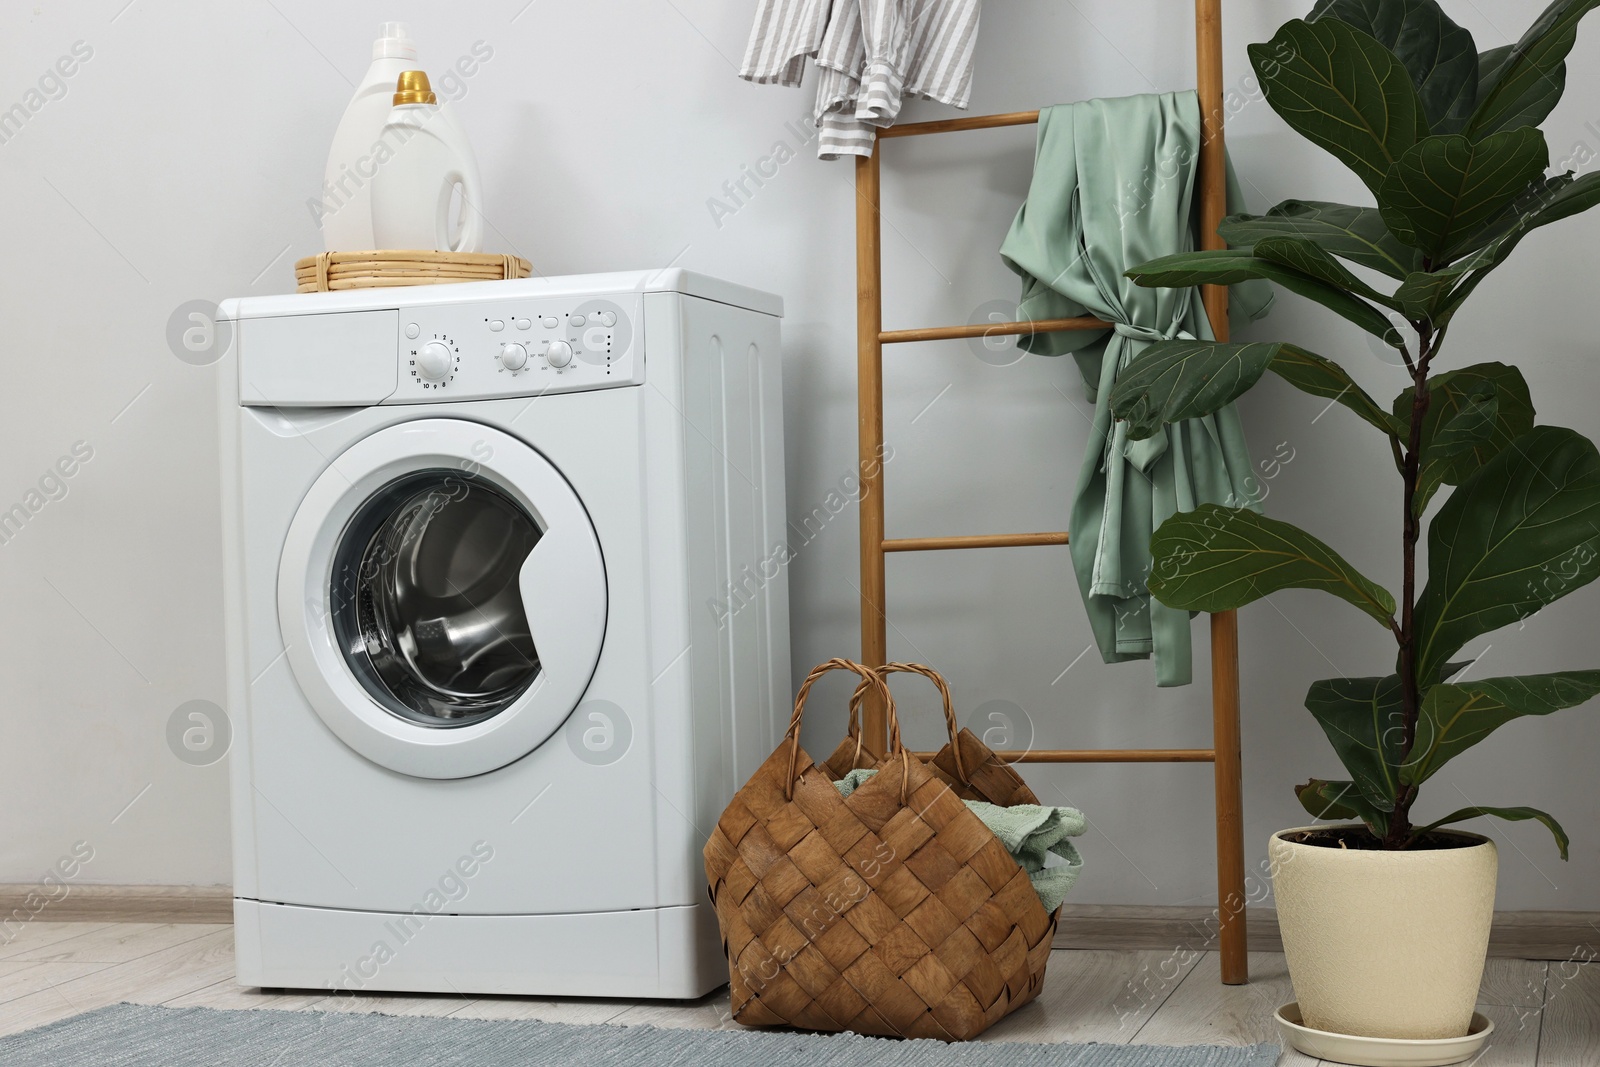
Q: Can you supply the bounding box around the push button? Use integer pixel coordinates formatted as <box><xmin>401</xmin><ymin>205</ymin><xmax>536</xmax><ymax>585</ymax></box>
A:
<box><xmin>541</xmin><ymin>316</ymin><xmax>558</xmax><ymax>329</ymax></box>
<box><xmin>404</xmin><ymin>322</ymin><xmax>421</xmax><ymax>339</ymax></box>
<box><xmin>489</xmin><ymin>319</ymin><xmax>505</xmax><ymax>332</ymax></box>
<box><xmin>599</xmin><ymin>311</ymin><xmax>617</xmax><ymax>327</ymax></box>
<box><xmin>514</xmin><ymin>317</ymin><xmax>531</xmax><ymax>330</ymax></box>
<box><xmin>569</xmin><ymin>313</ymin><xmax>586</xmax><ymax>327</ymax></box>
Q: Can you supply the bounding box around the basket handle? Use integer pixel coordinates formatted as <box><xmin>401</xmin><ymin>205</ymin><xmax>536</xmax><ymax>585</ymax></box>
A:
<box><xmin>846</xmin><ymin>663</ymin><xmax>968</xmax><ymax>785</ymax></box>
<box><xmin>784</xmin><ymin>659</ymin><xmax>907</xmax><ymax>802</ymax></box>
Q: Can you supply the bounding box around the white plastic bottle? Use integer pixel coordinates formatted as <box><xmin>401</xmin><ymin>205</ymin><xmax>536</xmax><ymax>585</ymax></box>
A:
<box><xmin>320</xmin><ymin>23</ymin><xmax>481</xmax><ymax>252</ymax></box>
<box><xmin>369</xmin><ymin>71</ymin><xmax>485</xmax><ymax>252</ymax></box>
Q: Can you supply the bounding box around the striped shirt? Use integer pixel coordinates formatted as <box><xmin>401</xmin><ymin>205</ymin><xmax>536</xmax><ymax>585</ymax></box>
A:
<box><xmin>740</xmin><ymin>0</ymin><xmax>984</xmax><ymax>159</ymax></box>
<box><xmin>738</xmin><ymin>0</ymin><xmax>836</xmax><ymax>86</ymax></box>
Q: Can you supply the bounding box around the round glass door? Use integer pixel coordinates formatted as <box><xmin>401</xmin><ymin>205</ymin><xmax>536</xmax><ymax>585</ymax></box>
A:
<box><xmin>330</xmin><ymin>470</ymin><xmax>542</xmax><ymax>727</ymax></box>
<box><xmin>278</xmin><ymin>418</ymin><xmax>608</xmax><ymax>779</ymax></box>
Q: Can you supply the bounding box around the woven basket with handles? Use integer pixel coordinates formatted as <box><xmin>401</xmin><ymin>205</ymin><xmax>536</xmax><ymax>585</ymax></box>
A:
<box><xmin>702</xmin><ymin>659</ymin><xmax>1059</xmax><ymax>1041</ymax></box>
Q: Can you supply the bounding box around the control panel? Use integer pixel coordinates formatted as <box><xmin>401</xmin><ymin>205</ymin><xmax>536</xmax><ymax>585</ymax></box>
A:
<box><xmin>385</xmin><ymin>292</ymin><xmax>642</xmax><ymax>403</ymax></box>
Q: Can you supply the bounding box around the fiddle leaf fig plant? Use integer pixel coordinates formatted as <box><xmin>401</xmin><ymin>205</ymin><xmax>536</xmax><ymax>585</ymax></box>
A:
<box><xmin>1107</xmin><ymin>0</ymin><xmax>1600</xmax><ymax>855</ymax></box>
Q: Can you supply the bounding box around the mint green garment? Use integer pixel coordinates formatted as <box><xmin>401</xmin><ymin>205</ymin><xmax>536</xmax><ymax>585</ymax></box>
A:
<box><xmin>833</xmin><ymin>769</ymin><xmax>1086</xmax><ymax>912</ymax></box>
<box><xmin>999</xmin><ymin>91</ymin><xmax>1274</xmax><ymax>687</ymax></box>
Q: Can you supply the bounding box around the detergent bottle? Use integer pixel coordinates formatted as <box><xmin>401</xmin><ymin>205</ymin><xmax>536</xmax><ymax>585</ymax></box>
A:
<box><xmin>369</xmin><ymin>71</ymin><xmax>485</xmax><ymax>252</ymax></box>
<box><xmin>320</xmin><ymin>23</ymin><xmax>483</xmax><ymax>252</ymax></box>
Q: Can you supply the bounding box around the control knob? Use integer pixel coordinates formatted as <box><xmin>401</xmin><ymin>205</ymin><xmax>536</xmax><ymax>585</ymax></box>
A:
<box><xmin>545</xmin><ymin>339</ymin><xmax>574</xmax><ymax>369</ymax></box>
<box><xmin>499</xmin><ymin>342</ymin><xmax>528</xmax><ymax>371</ymax></box>
<box><xmin>416</xmin><ymin>341</ymin><xmax>453</xmax><ymax>382</ymax></box>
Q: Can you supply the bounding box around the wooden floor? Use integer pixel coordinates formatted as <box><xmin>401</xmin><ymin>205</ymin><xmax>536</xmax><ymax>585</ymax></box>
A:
<box><xmin>0</xmin><ymin>923</ymin><xmax>1593</xmax><ymax>1064</ymax></box>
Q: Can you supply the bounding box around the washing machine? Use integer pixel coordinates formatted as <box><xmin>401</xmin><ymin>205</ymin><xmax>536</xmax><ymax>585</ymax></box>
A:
<box><xmin>216</xmin><ymin>269</ymin><xmax>789</xmax><ymax>998</ymax></box>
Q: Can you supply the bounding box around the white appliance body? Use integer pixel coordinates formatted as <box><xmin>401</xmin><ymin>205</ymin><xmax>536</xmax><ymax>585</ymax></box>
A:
<box><xmin>218</xmin><ymin>270</ymin><xmax>789</xmax><ymax>998</ymax></box>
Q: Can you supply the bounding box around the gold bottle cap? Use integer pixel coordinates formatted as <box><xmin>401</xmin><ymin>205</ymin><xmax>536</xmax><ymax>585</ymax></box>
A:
<box><xmin>393</xmin><ymin>70</ymin><xmax>437</xmax><ymax>106</ymax></box>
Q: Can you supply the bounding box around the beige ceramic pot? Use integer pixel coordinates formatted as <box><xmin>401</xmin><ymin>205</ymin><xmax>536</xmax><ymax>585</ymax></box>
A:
<box><xmin>1269</xmin><ymin>825</ymin><xmax>1497</xmax><ymax>1041</ymax></box>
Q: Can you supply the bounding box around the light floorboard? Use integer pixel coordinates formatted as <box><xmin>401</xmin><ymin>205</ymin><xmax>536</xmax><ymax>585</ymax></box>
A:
<box><xmin>0</xmin><ymin>922</ymin><xmax>1582</xmax><ymax>1064</ymax></box>
<box><xmin>319</xmin><ymin>989</ymin><xmax>478</xmax><ymax>1017</ymax></box>
<box><xmin>162</xmin><ymin>978</ymin><xmax>331</xmax><ymax>1013</ymax></box>
<box><xmin>0</xmin><ymin>929</ymin><xmax>233</xmax><ymax>1036</ymax></box>
<box><xmin>1538</xmin><ymin>955</ymin><xmax>1600</xmax><ymax>1067</ymax></box>
<box><xmin>0</xmin><ymin>960</ymin><xmax>108</xmax><ymax>1007</ymax></box>
<box><xmin>1128</xmin><ymin>952</ymin><xmax>1318</xmax><ymax>1066</ymax></box>
<box><xmin>4</xmin><ymin>922</ymin><xmax>223</xmax><ymax>965</ymax></box>
<box><xmin>607</xmin><ymin>991</ymin><xmax>736</xmax><ymax>1030</ymax></box>
<box><xmin>0</xmin><ymin>921</ymin><xmax>114</xmax><ymax>962</ymax></box>
<box><xmin>982</xmin><ymin>948</ymin><xmax>1201</xmax><ymax>1045</ymax></box>
<box><xmin>450</xmin><ymin>995</ymin><xmax>632</xmax><ymax>1024</ymax></box>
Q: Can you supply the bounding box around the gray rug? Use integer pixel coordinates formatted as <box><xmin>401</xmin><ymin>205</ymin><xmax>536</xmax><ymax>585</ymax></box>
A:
<box><xmin>0</xmin><ymin>1003</ymin><xmax>1277</xmax><ymax>1066</ymax></box>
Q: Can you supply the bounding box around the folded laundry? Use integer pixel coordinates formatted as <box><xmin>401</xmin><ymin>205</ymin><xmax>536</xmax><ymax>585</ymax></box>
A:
<box><xmin>833</xmin><ymin>768</ymin><xmax>1085</xmax><ymax>912</ymax></box>
<box><xmin>739</xmin><ymin>0</ymin><xmax>985</xmax><ymax>159</ymax></box>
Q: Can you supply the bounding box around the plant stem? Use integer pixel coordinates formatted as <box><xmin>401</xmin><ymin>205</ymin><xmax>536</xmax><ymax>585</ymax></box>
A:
<box><xmin>1387</xmin><ymin>320</ymin><xmax>1436</xmax><ymax>847</ymax></box>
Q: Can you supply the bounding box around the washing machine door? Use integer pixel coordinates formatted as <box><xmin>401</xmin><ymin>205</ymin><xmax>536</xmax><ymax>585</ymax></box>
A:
<box><xmin>277</xmin><ymin>419</ymin><xmax>606</xmax><ymax>779</ymax></box>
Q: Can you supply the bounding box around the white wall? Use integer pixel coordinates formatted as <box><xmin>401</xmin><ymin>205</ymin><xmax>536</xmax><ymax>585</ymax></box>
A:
<box><xmin>1</xmin><ymin>0</ymin><xmax>1596</xmax><ymax>913</ymax></box>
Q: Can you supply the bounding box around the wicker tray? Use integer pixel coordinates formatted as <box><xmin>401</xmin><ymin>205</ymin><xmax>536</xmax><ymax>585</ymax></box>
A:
<box><xmin>294</xmin><ymin>250</ymin><xmax>532</xmax><ymax>293</ymax></box>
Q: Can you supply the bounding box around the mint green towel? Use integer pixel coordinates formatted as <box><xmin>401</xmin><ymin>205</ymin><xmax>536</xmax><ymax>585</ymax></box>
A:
<box><xmin>833</xmin><ymin>769</ymin><xmax>1085</xmax><ymax>912</ymax></box>
<box><xmin>999</xmin><ymin>91</ymin><xmax>1274</xmax><ymax>687</ymax></box>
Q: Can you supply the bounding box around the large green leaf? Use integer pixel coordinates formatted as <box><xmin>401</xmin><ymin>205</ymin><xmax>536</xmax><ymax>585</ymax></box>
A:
<box><xmin>1393</xmin><ymin>364</ymin><xmax>1536</xmax><ymax>514</ymax></box>
<box><xmin>1309</xmin><ymin>0</ymin><xmax>1479</xmax><ymax>133</ymax></box>
<box><xmin>1422</xmin><ymin>386</ymin><xmax>1498</xmax><ymax>461</ymax></box>
<box><xmin>1219</xmin><ymin>200</ymin><xmax>1421</xmax><ymax>280</ymax></box>
<box><xmin>1254</xmin><ymin>235</ymin><xmax>1401</xmax><ymax>309</ymax></box>
<box><xmin>1468</xmin><ymin>0</ymin><xmax>1600</xmax><ymax>140</ymax></box>
<box><xmin>1454</xmin><ymin>173</ymin><xmax>1573</xmax><ymax>260</ymax></box>
<box><xmin>1295</xmin><ymin>778</ymin><xmax>1392</xmax><ymax>835</ymax></box>
<box><xmin>1304</xmin><ymin>674</ymin><xmax>1405</xmax><ymax>810</ymax></box>
<box><xmin>1269</xmin><ymin>345</ymin><xmax>1405</xmax><ymax>436</ymax></box>
<box><xmin>1125</xmin><ymin>248</ymin><xmax>1290</xmax><ymax>288</ymax></box>
<box><xmin>1149</xmin><ymin>504</ymin><xmax>1397</xmax><ymax>625</ymax></box>
<box><xmin>1415</xmin><ymin>426</ymin><xmax>1600</xmax><ymax>682</ymax></box>
<box><xmin>1474</xmin><ymin>46</ymin><xmax>1565</xmax><ymax>141</ymax></box>
<box><xmin>1418</xmin><ymin>805</ymin><xmax>1570</xmax><ymax>859</ymax></box>
<box><xmin>1378</xmin><ymin>131</ymin><xmax>1551</xmax><ymax>262</ymax></box>
<box><xmin>1392</xmin><ymin>267</ymin><xmax>1473</xmax><ymax>322</ymax></box>
<box><xmin>1403</xmin><ymin>671</ymin><xmax>1600</xmax><ymax>785</ymax></box>
<box><xmin>1443</xmin><ymin>172</ymin><xmax>1600</xmax><ymax>308</ymax></box>
<box><xmin>1248</xmin><ymin>18</ymin><xmax>1427</xmax><ymax>197</ymax></box>
<box><xmin>1126</xmin><ymin>249</ymin><xmax>1401</xmax><ymax>345</ymax></box>
<box><xmin>1393</xmin><ymin>173</ymin><xmax>1600</xmax><ymax>322</ymax></box>
<box><xmin>1108</xmin><ymin>340</ymin><xmax>1400</xmax><ymax>443</ymax></box>
<box><xmin>1109</xmin><ymin>341</ymin><xmax>1281</xmax><ymax>441</ymax></box>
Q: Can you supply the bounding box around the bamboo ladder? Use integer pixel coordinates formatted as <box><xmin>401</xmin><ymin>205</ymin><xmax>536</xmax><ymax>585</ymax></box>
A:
<box><xmin>852</xmin><ymin>0</ymin><xmax>1249</xmax><ymax>984</ymax></box>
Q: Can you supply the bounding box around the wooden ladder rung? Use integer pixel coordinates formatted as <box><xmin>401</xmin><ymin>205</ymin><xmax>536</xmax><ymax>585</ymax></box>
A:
<box><xmin>878</xmin><ymin>109</ymin><xmax>1043</xmax><ymax>138</ymax></box>
<box><xmin>884</xmin><ymin>532</ymin><xmax>1069</xmax><ymax>552</ymax></box>
<box><xmin>880</xmin><ymin>316</ymin><xmax>1109</xmax><ymax>344</ymax></box>
<box><xmin>913</xmin><ymin>749</ymin><xmax>1216</xmax><ymax>763</ymax></box>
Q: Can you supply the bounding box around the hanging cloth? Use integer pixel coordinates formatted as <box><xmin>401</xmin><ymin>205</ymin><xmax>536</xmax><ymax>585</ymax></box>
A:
<box><xmin>737</xmin><ymin>0</ymin><xmax>832</xmax><ymax>86</ymax></box>
<box><xmin>999</xmin><ymin>91</ymin><xmax>1273</xmax><ymax>686</ymax></box>
<box><xmin>812</xmin><ymin>0</ymin><xmax>984</xmax><ymax>160</ymax></box>
<box><xmin>737</xmin><ymin>0</ymin><xmax>985</xmax><ymax>160</ymax></box>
